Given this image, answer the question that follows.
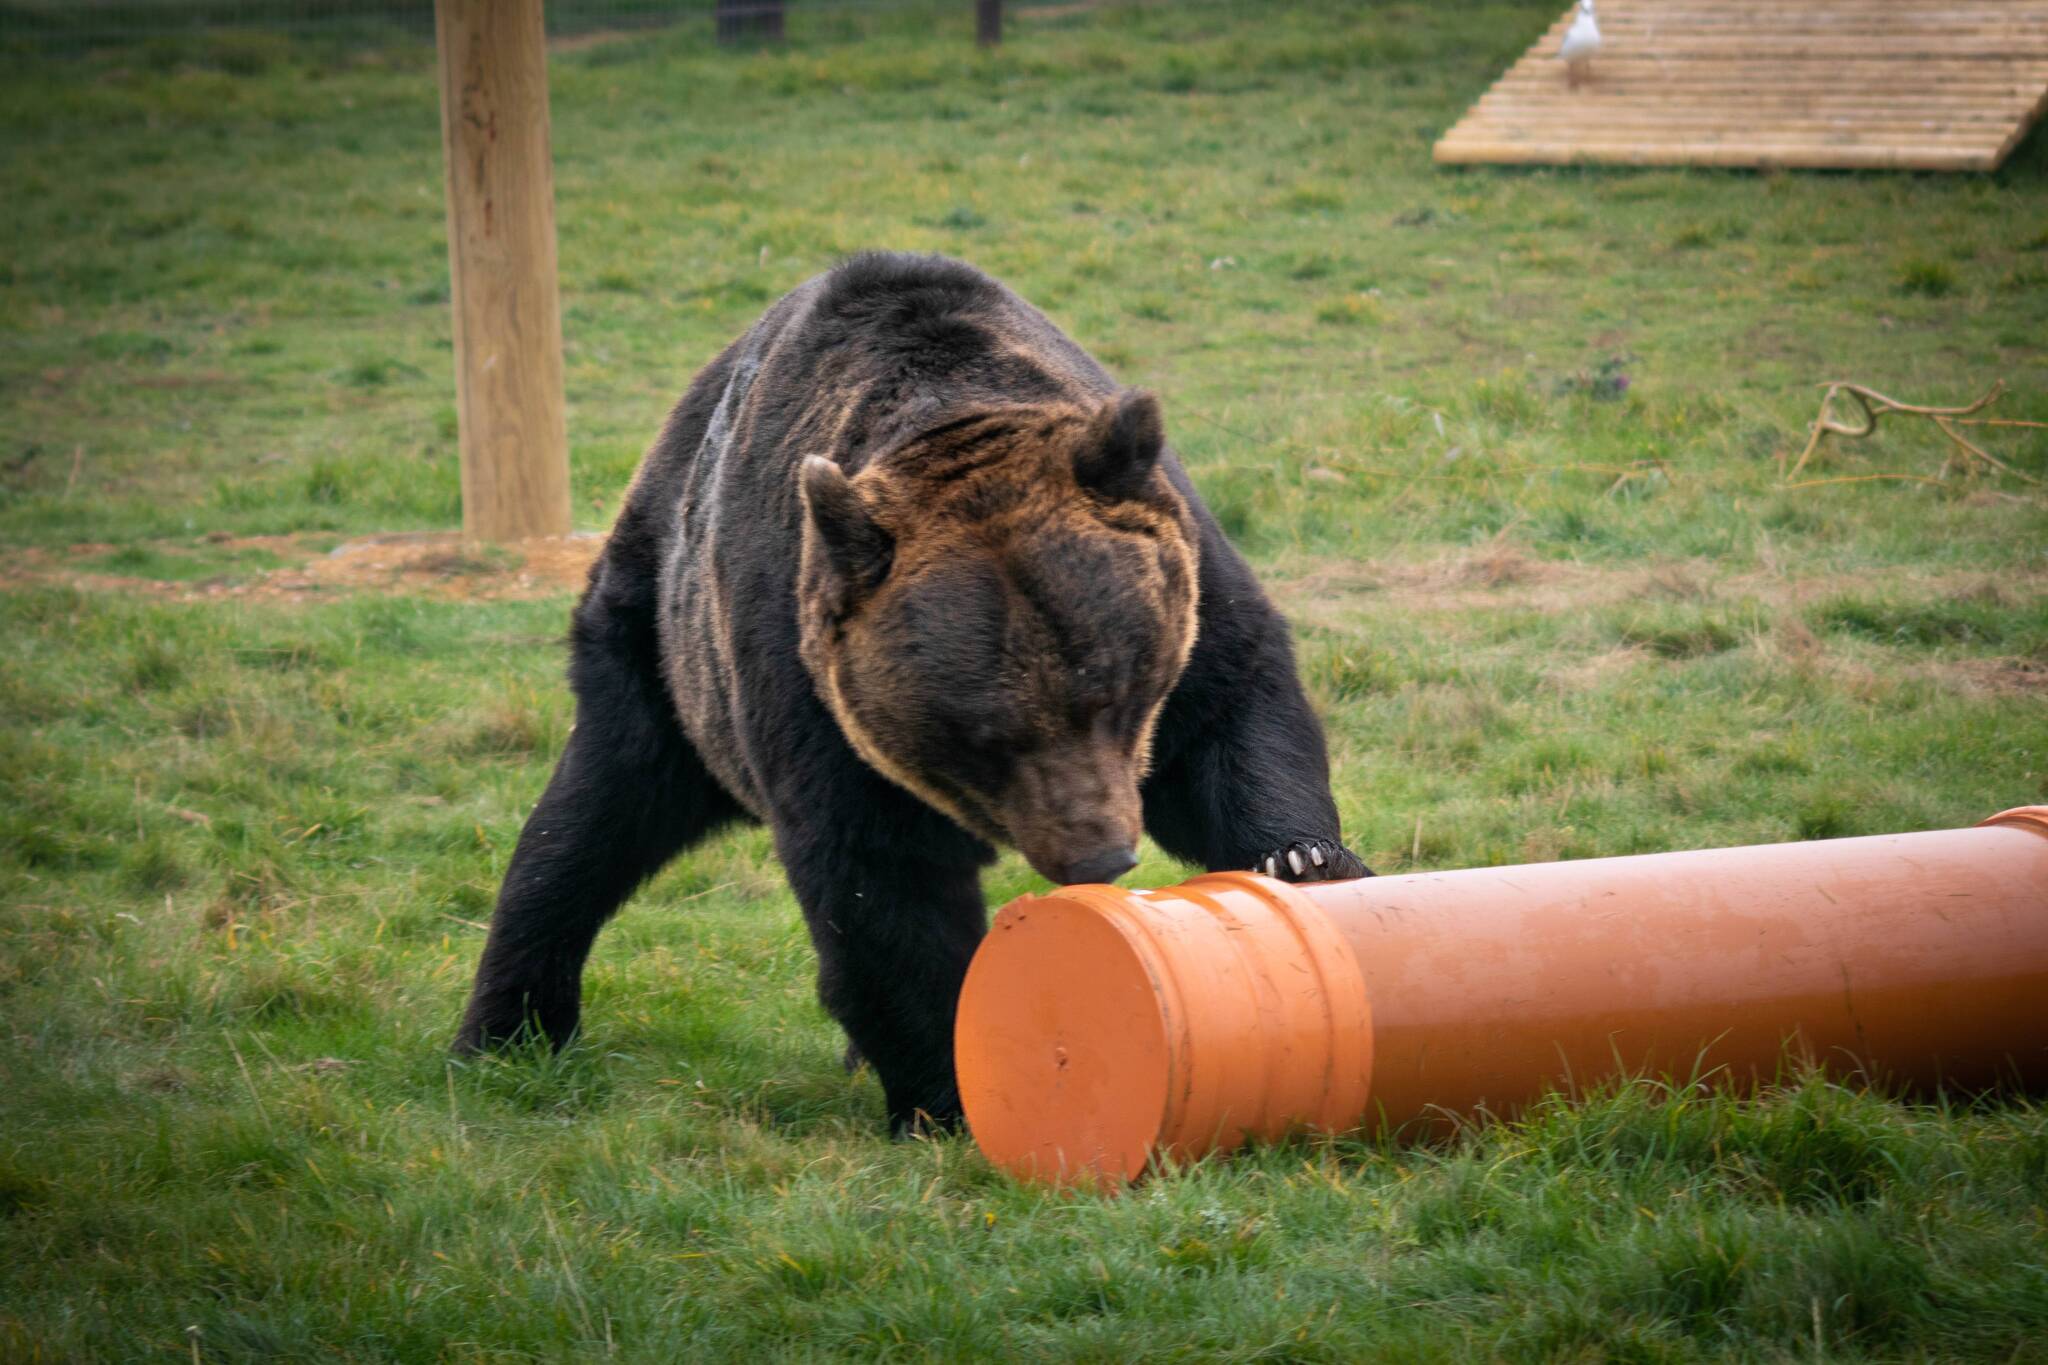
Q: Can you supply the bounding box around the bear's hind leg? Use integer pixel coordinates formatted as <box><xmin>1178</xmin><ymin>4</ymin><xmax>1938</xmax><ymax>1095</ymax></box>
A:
<box><xmin>455</xmin><ymin>580</ymin><xmax>743</xmax><ymax>1053</ymax></box>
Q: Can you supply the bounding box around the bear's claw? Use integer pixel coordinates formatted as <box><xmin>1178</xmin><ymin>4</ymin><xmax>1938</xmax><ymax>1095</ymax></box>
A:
<box><xmin>1257</xmin><ymin>838</ymin><xmax>1372</xmax><ymax>883</ymax></box>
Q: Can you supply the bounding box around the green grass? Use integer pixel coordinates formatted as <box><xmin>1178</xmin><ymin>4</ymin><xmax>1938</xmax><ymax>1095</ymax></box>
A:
<box><xmin>3</xmin><ymin>2</ymin><xmax>2047</xmax><ymax>1358</ymax></box>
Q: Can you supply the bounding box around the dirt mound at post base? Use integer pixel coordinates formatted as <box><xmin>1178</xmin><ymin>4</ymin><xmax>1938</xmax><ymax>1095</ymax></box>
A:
<box><xmin>0</xmin><ymin>532</ymin><xmax>605</xmax><ymax>603</ymax></box>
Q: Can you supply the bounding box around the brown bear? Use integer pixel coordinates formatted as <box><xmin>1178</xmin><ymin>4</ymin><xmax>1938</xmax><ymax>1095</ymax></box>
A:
<box><xmin>454</xmin><ymin>252</ymin><xmax>1370</xmax><ymax>1133</ymax></box>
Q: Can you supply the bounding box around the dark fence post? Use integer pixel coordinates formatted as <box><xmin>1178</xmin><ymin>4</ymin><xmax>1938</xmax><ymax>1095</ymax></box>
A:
<box><xmin>717</xmin><ymin>0</ymin><xmax>785</xmax><ymax>45</ymax></box>
<box><xmin>977</xmin><ymin>0</ymin><xmax>1002</xmax><ymax>47</ymax></box>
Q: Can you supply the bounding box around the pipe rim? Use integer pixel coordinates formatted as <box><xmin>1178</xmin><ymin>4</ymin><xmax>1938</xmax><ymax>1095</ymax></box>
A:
<box><xmin>955</xmin><ymin>873</ymin><xmax>1373</xmax><ymax>1186</ymax></box>
<box><xmin>955</xmin><ymin>887</ymin><xmax>1176</xmax><ymax>1186</ymax></box>
<box><xmin>1980</xmin><ymin>806</ymin><xmax>2048</xmax><ymax>839</ymax></box>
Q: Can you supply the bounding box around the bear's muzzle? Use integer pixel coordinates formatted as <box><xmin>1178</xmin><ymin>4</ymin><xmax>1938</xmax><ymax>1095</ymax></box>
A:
<box><xmin>1003</xmin><ymin>742</ymin><xmax>1144</xmax><ymax>887</ymax></box>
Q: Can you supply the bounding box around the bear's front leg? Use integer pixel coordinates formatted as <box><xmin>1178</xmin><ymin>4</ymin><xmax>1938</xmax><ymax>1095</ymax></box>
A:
<box><xmin>1142</xmin><ymin>610</ymin><xmax>1372</xmax><ymax>885</ymax></box>
<box><xmin>776</xmin><ymin>819</ymin><xmax>987</xmax><ymax>1135</ymax></box>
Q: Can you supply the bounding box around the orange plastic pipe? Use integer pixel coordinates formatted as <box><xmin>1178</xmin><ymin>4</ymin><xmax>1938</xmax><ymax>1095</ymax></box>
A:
<box><xmin>955</xmin><ymin>808</ymin><xmax>2048</xmax><ymax>1185</ymax></box>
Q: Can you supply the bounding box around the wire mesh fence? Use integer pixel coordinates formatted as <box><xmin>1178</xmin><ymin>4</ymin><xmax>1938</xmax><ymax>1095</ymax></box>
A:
<box><xmin>0</xmin><ymin>0</ymin><xmax>1114</xmax><ymax>57</ymax></box>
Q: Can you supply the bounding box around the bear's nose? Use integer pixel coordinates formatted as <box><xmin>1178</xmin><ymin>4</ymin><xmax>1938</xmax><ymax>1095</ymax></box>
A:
<box><xmin>1059</xmin><ymin>846</ymin><xmax>1139</xmax><ymax>886</ymax></box>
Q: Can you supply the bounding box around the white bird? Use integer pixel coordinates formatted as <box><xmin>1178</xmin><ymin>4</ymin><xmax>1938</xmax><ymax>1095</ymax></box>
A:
<box><xmin>1560</xmin><ymin>0</ymin><xmax>1601</xmax><ymax>89</ymax></box>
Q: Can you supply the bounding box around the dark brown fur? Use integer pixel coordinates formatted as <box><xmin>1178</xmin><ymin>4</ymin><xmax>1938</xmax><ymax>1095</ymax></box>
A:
<box><xmin>455</xmin><ymin>253</ymin><xmax>1368</xmax><ymax>1133</ymax></box>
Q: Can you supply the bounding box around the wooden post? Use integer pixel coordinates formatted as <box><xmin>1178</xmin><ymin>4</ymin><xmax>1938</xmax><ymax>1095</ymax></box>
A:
<box><xmin>977</xmin><ymin>0</ymin><xmax>1003</xmax><ymax>47</ymax></box>
<box><xmin>434</xmin><ymin>0</ymin><xmax>571</xmax><ymax>544</ymax></box>
<box><xmin>717</xmin><ymin>0</ymin><xmax>785</xmax><ymax>45</ymax></box>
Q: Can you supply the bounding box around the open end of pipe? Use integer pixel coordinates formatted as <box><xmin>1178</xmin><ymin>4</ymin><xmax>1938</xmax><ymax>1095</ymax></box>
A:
<box><xmin>957</xmin><ymin>875</ymin><xmax>1375</xmax><ymax>1186</ymax></box>
<box><xmin>955</xmin><ymin>891</ymin><xmax>1176</xmax><ymax>1187</ymax></box>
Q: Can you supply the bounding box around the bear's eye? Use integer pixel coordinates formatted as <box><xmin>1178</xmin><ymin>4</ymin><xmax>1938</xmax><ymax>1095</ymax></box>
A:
<box><xmin>933</xmin><ymin>705</ymin><xmax>1026</xmax><ymax>760</ymax></box>
<box><xmin>1066</xmin><ymin>661</ymin><xmax>1127</xmax><ymax>725</ymax></box>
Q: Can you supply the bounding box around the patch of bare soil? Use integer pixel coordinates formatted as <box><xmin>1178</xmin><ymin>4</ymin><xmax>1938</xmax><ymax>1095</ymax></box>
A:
<box><xmin>1946</xmin><ymin>657</ymin><xmax>2048</xmax><ymax>696</ymax></box>
<box><xmin>1278</xmin><ymin>545</ymin><xmax>1566</xmax><ymax>611</ymax></box>
<box><xmin>1442</xmin><ymin>544</ymin><xmax>1554</xmax><ymax>590</ymax></box>
<box><xmin>1272</xmin><ymin>549</ymin><xmax>2048</xmax><ymax>623</ymax></box>
<box><xmin>0</xmin><ymin>532</ymin><xmax>604</xmax><ymax>604</ymax></box>
<box><xmin>288</xmin><ymin>532</ymin><xmax>603</xmax><ymax>600</ymax></box>
<box><xmin>1274</xmin><ymin>552</ymin><xmax>1597</xmax><ymax>630</ymax></box>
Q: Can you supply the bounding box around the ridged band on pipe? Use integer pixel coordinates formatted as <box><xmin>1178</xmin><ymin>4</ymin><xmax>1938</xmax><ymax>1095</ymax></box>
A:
<box><xmin>955</xmin><ymin>873</ymin><xmax>1372</xmax><ymax>1186</ymax></box>
<box><xmin>1148</xmin><ymin>875</ymin><xmax>1374</xmax><ymax>1160</ymax></box>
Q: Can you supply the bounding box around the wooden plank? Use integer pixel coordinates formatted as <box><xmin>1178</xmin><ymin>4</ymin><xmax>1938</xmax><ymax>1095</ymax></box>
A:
<box><xmin>1536</xmin><ymin>9</ymin><xmax>2042</xmax><ymax>23</ymax></box>
<box><xmin>1434</xmin><ymin>0</ymin><xmax>2048</xmax><ymax>172</ymax></box>
<box><xmin>1435</xmin><ymin>141</ymin><xmax>1996</xmax><ymax>171</ymax></box>
<box><xmin>1568</xmin><ymin>9</ymin><xmax>2042</xmax><ymax>19</ymax></box>
<box><xmin>1604</xmin><ymin>5</ymin><xmax>2044</xmax><ymax>12</ymax></box>
<box><xmin>1585</xmin><ymin>20</ymin><xmax>2046</xmax><ymax>32</ymax></box>
<box><xmin>1465</xmin><ymin>99</ymin><xmax>2022</xmax><ymax>121</ymax></box>
<box><xmin>1516</xmin><ymin>28</ymin><xmax>2038</xmax><ymax>45</ymax></box>
<box><xmin>1491</xmin><ymin>75</ymin><xmax>2048</xmax><ymax>94</ymax></box>
<box><xmin>1474</xmin><ymin>96</ymin><xmax>2031</xmax><ymax>116</ymax></box>
<box><xmin>1489</xmin><ymin>78</ymin><xmax>2048</xmax><ymax>95</ymax></box>
<box><xmin>1479</xmin><ymin>91</ymin><xmax>2038</xmax><ymax>114</ymax></box>
<box><xmin>1476</xmin><ymin>92</ymin><xmax>2040</xmax><ymax>115</ymax></box>
<box><xmin>1447</xmin><ymin>140</ymin><xmax>1998</xmax><ymax>155</ymax></box>
<box><xmin>1478</xmin><ymin>99</ymin><xmax>2036</xmax><ymax>119</ymax></box>
<box><xmin>1579</xmin><ymin>16</ymin><xmax>2045</xmax><ymax>29</ymax></box>
<box><xmin>1583</xmin><ymin>12</ymin><xmax>2043</xmax><ymax>20</ymax></box>
<box><xmin>1495</xmin><ymin>59</ymin><xmax>2048</xmax><ymax>76</ymax></box>
<box><xmin>1454</xmin><ymin>121</ymin><xmax>2007</xmax><ymax>140</ymax></box>
<box><xmin>1487</xmin><ymin>89</ymin><xmax>2040</xmax><ymax>106</ymax></box>
<box><xmin>1493</xmin><ymin>60</ymin><xmax>2048</xmax><ymax>76</ymax></box>
<box><xmin>1438</xmin><ymin>125</ymin><xmax>1993</xmax><ymax>149</ymax></box>
<box><xmin>1487</xmin><ymin>75</ymin><xmax>2048</xmax><ymax>92</ymax></box>
<box><xmin>434</xmin><ymin>0</ymin><xmax>572</xmax><ymax>544</ymax></box>
<box><xmin>1441</xmin><ymin>127</ymin><xmax>1999</xmax><ymax>149</ymax></box>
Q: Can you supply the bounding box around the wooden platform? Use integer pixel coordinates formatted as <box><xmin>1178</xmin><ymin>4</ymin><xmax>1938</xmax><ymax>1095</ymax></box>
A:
<box><xmin>1434</xmin><ymin>2</ymin><xmax>2048</xmax><ymax>171</ymax></box>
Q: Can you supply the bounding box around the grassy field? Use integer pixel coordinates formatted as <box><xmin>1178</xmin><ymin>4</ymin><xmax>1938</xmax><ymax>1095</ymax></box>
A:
<box><xmin>4</xmin><ymin>1</ymin><xmax>2048</xmax><ymax>1358</ymax></box>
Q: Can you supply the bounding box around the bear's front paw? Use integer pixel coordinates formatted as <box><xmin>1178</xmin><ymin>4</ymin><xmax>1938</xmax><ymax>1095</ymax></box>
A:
<box><xmin>1256</xmin><ymin>838</ymin><xmax>1373</xmax><ymax>883</ymax></box>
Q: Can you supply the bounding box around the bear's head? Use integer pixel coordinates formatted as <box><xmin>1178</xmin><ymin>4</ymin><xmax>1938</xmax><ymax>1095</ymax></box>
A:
<box><xmin>797</xmin><ymin>390</ymin><xmax>1199</xmax><ymax>886</ymax></box>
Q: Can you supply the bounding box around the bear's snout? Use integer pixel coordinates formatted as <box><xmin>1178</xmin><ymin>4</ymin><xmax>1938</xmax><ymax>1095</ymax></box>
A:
<box><xmin>1056</xmin><ymin>845</ymin><xmax>1140</xmax><ymax>887</ymax></box>
<box><xmin>1003</xmin><ymin>746</ymin><xmax>1143</xmax><ymax>887</ymax></box>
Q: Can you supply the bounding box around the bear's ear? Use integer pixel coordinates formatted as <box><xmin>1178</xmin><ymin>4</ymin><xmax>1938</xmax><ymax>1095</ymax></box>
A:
<box><xmin>799</xmin><ymin>456</ymin><xmax>894</xmax><ymax>602</ymax></box>
<box><xmin>1076</xmin><ymin>389</ymin><xmax>1165</xmax><ymax>502</ymax></box>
